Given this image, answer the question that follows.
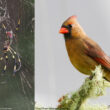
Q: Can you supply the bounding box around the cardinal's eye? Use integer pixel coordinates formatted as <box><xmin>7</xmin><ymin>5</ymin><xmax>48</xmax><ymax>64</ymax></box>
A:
<box><xmin>68</xmin><ymin>24</ymin><xmax>72</xmax><ymax>28</ymax></box>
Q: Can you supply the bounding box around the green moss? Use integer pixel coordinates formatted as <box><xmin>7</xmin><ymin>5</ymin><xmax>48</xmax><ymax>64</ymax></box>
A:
<box><xmin>58</xmin><ymin>65</ymin><xmax>110</xmax><ymax>110</ymax></box>
<box><xmin>35</xmin><ymin>66</ymin><xmax>110</xmax><ymax>110</ymax></box>
<box><xmin>80</xmin><ymin>104</ymin><xmax>108</xmax><ymax>110</ymax></box>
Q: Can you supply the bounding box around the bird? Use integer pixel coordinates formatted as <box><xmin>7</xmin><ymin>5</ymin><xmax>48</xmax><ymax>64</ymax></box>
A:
<box><xmin>59</xmin><ymin>15</ymin><xmax>110</xmax><ymax>81</ymax></box>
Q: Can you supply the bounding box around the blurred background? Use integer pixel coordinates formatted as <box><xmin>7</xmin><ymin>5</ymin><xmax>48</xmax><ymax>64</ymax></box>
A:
<box><xmin>0</xmin><ymin>0</ymin><xmax>34</xmax><ymax>109</ymax></box>
<box><xmin>36</xmin><ymin>0</ymin><xmax>110</xmax><ymax>107</ymax></box>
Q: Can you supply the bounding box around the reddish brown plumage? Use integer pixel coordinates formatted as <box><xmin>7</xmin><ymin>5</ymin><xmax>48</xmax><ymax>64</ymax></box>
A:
<box><xmin>83</xmin><ymin>38</ymin><xmax>110</xmax><ymax>70</ymax></box>
<box><xmin>59</xmin><ymin>16</ymin><xmax>110</xmax><ymax>81</ymax></box>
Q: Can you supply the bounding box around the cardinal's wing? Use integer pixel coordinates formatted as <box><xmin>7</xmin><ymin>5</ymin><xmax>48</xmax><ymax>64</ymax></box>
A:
<box><xmin>84</xmin><ymin>38</ymin><xmax>110</xmax><ymax>70</ymax></box>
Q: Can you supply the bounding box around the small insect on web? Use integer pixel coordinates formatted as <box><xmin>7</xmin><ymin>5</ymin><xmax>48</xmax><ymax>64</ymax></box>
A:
<box><xmin>0</xmin><ymin>19</ymin><xmax>21</xmax><ymax>75</ymax></box>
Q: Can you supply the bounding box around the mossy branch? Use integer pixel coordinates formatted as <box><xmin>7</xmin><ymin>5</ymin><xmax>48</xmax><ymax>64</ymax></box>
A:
<box><xmin>58</xmin><ymin>65</ymin><xmax>110</xmax><ymax>110</ymax></box>
<box><xmin>35</xmin><ymin>65</ymin><xmax>110</xmax><ymax>110</ymax></box>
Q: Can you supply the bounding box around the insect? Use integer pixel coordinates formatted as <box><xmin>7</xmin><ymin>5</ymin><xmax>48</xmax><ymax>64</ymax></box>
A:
<box><xmin>0</xmin><ymin>19</ymin><xmax>21</xmax><ymax>74</ymax></box>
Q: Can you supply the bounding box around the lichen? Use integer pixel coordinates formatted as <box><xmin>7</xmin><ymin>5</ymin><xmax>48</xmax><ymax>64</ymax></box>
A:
<box><xmin>58</xmin><ymin>65</ymin><xmax>110</xmax><ymax>110</ymax></box>
<box><xmin>35</xmin><ymin>65</ymin><xmax>110</xmax><ymax>110</ymax></box>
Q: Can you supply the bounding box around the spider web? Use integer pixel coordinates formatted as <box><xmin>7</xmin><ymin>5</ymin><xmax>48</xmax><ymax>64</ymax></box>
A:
<box><xmin>0</xmin><ymin>0</ymin><xmax>34</xmax><ymax>109</ymax></box>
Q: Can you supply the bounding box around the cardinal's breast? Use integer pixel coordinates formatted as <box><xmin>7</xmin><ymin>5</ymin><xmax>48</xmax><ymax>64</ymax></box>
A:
<box><xmin>65</xmin><ymin>38</ymin><xmax>98</xmax><ymax>75</ymax></box>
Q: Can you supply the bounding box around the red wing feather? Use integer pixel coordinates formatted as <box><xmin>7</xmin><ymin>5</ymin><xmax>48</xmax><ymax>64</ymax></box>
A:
<box><xmin>94</xmin><ymin>57</ymin><xmax>110</xmax><ymax>69</ymax></box>
<box><xmin>84</xmin><ymin>39</ymin><xmax>110</xmax><ymax>70</ymax></box>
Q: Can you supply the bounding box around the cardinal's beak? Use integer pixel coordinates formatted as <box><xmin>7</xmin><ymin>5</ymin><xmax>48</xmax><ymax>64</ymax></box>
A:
<box><xmin>59</xmin><ymin>27</ymin><xmax>69</xmax><ymax>34</ymax></box>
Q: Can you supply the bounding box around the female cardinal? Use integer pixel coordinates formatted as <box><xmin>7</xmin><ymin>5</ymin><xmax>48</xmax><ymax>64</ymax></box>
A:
<box><xmin>59</xmin><ymin>16</ymin><xmax>110</xmax><ymax>81</ymax></box>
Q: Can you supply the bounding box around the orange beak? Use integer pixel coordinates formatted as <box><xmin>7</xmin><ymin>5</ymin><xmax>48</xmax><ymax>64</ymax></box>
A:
<box><xmin>59</xmin><ymin>27</ymin><xmax>69</xmax><ymax>34</ymax></box>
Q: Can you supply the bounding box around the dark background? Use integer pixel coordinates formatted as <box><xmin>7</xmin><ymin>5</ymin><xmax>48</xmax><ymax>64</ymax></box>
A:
<box><xmin>0</xmin><ymin>0</ymin><xmax>34</xmax><ymax>110</ymax></box>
